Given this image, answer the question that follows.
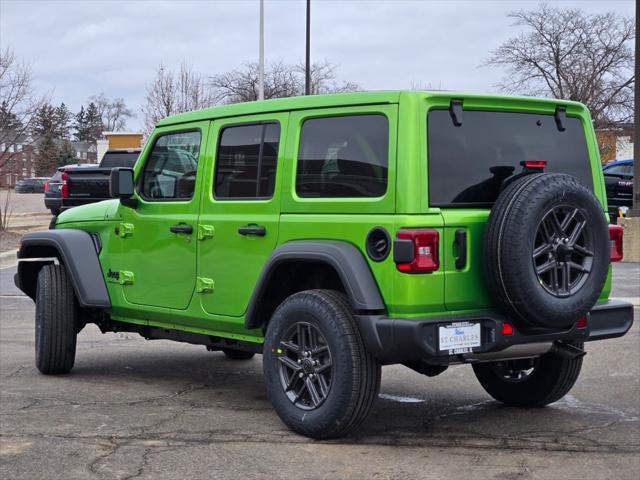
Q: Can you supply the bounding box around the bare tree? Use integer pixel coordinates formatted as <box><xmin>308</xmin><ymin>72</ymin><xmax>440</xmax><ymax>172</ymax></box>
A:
<box><xmin>141</xmin><ymin>62</ymin><xmax>215</xmax><ymax>133</ymax></box>
<box><xmin>0</xmin><ymin>47</ymin><xmax>47</xmax><ymax>170</ymax></box>
<box><xmin>210</xmin><ymin>60</ymin><xmax>359</xmax><ymax>104</ymax></box>
<box><xmin>89</xmin><ymin>93</ymin><xmax>133</xmax><ymax>131</ymax></box>
<box><xmin>485</xmin><ymin>4</ymin><xmax>635</xmax><ymax>127</ymax></box>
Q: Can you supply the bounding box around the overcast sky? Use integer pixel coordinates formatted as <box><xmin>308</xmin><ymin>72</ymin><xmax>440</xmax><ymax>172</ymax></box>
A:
<box><xmin>1</xmin><ymin>0</ymin><xmax>635</xmax><ymax>131</ymax></box>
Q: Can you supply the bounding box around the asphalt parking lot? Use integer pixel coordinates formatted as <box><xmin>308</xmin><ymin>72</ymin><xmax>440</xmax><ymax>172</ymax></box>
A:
<box><xmin>1</xmin><ymin>263</ymin><xmax>638</xmax><ymax>480</ymax></box>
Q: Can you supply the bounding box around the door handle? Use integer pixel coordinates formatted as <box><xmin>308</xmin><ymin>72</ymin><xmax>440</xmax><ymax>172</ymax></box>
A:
<box><xmin>170</xmin><ymin>223</ymin><xmax>193</xmax><ymax>234</ymax></box>
<box><xmin>454</xmin><ymin>229</ymin><xmax>467</xmax><ymax>269</ymax></box>
<box><xmin>238</xmin><ymin>225</ymin><xmax>266</xmax><ymax>237</ymax></box>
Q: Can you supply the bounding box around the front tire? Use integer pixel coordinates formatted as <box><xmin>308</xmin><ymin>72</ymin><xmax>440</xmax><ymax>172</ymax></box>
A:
<box><xmin>35</xmin><ymin>264</ymin><xmax>77</xmax><ymax>374</ymax></box>
<box><xmin>263</xmin><ymin>290</ymin><xmax>381</xmax><ymax>439</ymax></box>
<box><xmin>472</xmin><ymin>342</ymin><xmax>583</xmax><ymax>407</ymax></box>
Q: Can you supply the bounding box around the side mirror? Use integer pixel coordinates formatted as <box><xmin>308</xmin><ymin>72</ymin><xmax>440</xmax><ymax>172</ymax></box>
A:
<box><xmin>109</xmin><ymin>168</ymin><xmax>138</xmax><ymax>208</ymax></box>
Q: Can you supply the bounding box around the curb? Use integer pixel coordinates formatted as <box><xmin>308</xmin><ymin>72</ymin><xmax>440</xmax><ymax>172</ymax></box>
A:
<box><xmin>0</xmin><ymin>249</ymin><xmax>18</xmax><ymax>260</ymax></box>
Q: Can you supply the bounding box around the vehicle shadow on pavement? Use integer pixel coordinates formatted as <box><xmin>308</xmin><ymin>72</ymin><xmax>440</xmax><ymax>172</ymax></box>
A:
<box><xmin>6</xmin><ymin>331</ymin><xmax>631</xmax><ymax>455</ymax></box>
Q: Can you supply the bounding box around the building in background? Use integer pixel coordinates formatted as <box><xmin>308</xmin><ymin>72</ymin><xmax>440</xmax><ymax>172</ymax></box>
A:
<box><xmin>596</xmin><ymin>122</ymin><xmax>634</xmax><ymax>163</ymax></box>
<box><xmin>96</xmin><ymin>132</ymin><xmax>143</xmax><ymax>162</ymax></box>
<box><xmin>71</xmin><ymin>141</ymin><xmax>98</xmax><ymax>164</ymax></box>
<box><xmin>0</xmin><ymin>139</ymin><xmax>37</xmax><ymax>188</ymax></box>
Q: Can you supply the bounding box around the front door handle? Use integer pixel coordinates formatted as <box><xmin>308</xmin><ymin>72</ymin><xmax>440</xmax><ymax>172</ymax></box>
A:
<box><xmin>170</xmin><ymin>223</ymin><xmax>193</xmax><ymax>234</ymax></box>
<box><xmin>238</xmin><ymin>225</ymin><xmax>266</xmax><ymax>237</ymax></box>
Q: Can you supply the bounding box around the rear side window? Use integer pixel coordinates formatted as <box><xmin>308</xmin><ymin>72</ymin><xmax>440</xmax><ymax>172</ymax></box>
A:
<box><xmin>296</xmin><ymin>115</ymin><xmax>388</xmax><ymax>198</ymax></box>
<box><xmin>214</xmin><ymin>123</ymin><xmax>280</xmax><ymax>199</ymax></box>
<box><xmin>140</xmin><ymin>131</ymin><xmax>201</xmax><ymax>200</ymax></box>
<box><xmin>101</xmin><ymin>152</ymin><xmax>139</xmax><ymax>168</ymax></box>
<box><xmin>427</xmin><ymin>110</ymin><xmax>592</xmax><ymax>206</ymax></box>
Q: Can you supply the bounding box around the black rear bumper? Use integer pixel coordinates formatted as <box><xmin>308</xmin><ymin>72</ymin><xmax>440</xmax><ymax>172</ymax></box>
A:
<box><xmin>355</xmin><ymin>300</ymin><xmax>634</xmax><ymax>364</ymax></box>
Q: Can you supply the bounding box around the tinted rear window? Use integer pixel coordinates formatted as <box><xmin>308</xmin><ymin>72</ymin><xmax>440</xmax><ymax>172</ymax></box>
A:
<box><xmin>427</xmin><ymin>110</ymin><xmax>592</xmax><ymax>206</ymax></box>
<box><xmin>100</xmin><ymin>152</ymin><xmax>139</xmax><ymax>169</ymax></box>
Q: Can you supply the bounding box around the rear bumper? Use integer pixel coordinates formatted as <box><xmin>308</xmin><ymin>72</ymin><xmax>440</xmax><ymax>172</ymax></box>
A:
<box><xmin>355</xmin><ymin>300</ymin><xmax>634</xmax><ymax>364</ymax></box>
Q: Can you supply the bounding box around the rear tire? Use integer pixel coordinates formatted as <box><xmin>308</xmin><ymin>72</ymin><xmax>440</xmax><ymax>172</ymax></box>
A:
<box><xmin>472</xmin><ymin>342</ymin><xmax>583</xmax><ymax>407</ymax></box>
<box><xmin>35</xmin><ymin>264</ymin><xmax>77</xmax><ymax>374</ymax></box>
<box><xmin>222</xmin><ymin>349</ymin><xmax>255</xmax><ymax>360</ymax></box>
<box><xmin>50</xmin><ymin>209</ymin><xmax>60</xmax><ymax>216</ymax></box>
<box><xmin>263</xmin><ymin>289</ymin><xmax>381</xmax><ymax>439</ymax></box>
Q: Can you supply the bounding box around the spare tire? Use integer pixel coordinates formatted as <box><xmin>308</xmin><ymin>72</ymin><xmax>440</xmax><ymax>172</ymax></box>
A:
<box><xmin>484</xmin><ymin>173</ymin><xmax>609</xmax><ymax>329</ymax></box>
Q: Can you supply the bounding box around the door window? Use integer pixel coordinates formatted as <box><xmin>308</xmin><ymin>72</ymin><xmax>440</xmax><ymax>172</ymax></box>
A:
<box><xmin>140</xmin><ymin>131</ymin><xmax>201</xmax><ymax>200</ymax></box>
<box><xmin>214</xmin><ymin>123</ymin><xmax>280</xmax><ymax>199</ymax></box>
<box><xmin>295</xmin><ymin>115</ymin><xmax>388</xmax><ymax>198</ymax></box>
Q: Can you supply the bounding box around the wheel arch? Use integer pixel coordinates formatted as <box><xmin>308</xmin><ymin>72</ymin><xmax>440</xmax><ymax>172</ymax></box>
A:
<box><xmin>15</xmin><ymin>229</ymin><xmax>111</xmax><ymax>308</ymax></box>
<box><xmin>245</xmin><ymin>240</ymin><xmax>385</xmax><ymax>330</ymax></box>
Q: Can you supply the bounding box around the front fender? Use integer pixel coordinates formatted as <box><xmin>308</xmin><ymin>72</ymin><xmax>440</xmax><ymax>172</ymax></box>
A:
<box><xmin>15</xmin><ymin>229</ymin><xmax>111</xmax><ymax>308</ymax></box>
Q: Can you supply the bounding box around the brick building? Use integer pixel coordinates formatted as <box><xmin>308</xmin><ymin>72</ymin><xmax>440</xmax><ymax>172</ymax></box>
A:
<box><xmin>0</xmin><ymin>140</ymin><xmax>37</xmax><ymax>188</ymax></box>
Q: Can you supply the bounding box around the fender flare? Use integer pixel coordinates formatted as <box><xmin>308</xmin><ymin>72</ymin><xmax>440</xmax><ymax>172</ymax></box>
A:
<box><xmin>245</xmin><ymin>240</ymin><xmax>385</xmax><ymax>329</ymax></box>
<box><xmin>15</xmin><ymin>229</ymin><xmax>111</xmax><ymax>308</ymax></box>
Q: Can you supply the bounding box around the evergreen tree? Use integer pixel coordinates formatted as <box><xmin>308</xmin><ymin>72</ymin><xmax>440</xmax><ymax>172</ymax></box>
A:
<box><xmin>56</xmin><ymin>139</ymin><xmax>77</xmax><ymax>168</ymax></box>
<box><xmin>31</xmin><ymin>103</ymin><xmax>57</xmax><ymax>138</ymax></box>
<box><xmin>84</xmin><ymin>102</ymin><xmax>104</xmax><ymax>143</ymax></box>
<box><xmin>54</xmin><ymin>102</ymin><xmax>72</xmax><ymax>139</ymax></box>
<box><xmin>34</xmin><ymin>134</ymin><xmax>58</xmax><ymax>176</ymax></box>
<box><xmin>73</xmin><ymin>106</ymin><xmax>89</xmax><ymax>141</ymax></box>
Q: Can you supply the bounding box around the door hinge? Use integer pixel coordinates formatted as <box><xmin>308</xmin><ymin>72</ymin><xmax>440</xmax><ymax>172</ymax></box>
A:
<box><xmin>198</xmin><ymin>224</ymin><xmax>215</xmax><ymax>241</ymax></box>
<box><xmin>196</xmin><ymin>277</ymin><xmax>214</xmax><ymax>293</ymax></box>
<box><xmin>116</xmin><ymin>223</ymin><xmax>134</xmax><ymax>238</ymax></box>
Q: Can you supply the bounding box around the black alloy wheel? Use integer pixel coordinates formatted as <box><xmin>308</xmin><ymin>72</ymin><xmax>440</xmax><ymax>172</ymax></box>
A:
<box><xmin>532</xmin><ymin>205</ymin><xmax>594</xmax><ymax>298</ymax></box>
<box><xmin>277</xmin><ymin>321</ymin><xmax>332</xmax><ymax>410</ymax></box>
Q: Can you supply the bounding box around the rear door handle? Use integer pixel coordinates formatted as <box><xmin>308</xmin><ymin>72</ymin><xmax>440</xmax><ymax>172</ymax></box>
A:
<box><xmin>238</xmin><ymin>225</ymin><xmax>266</xmax><ymax>237</ymax></box>
<box><xmin>170</xmin><ymin>223</ymin><xmax>193</xmax><ymax>234</ymax></box>
<box><xmin>454</xmin><ymin>229</ymin><xmax>467</xmax><ymax>269</ymax></box>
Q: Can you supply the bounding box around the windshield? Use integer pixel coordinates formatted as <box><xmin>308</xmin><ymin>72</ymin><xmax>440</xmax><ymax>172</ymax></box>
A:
<box><xmin>427</xmin><ymin>110</ymin><xmax>592</xmax><ymax>206</ymax></box>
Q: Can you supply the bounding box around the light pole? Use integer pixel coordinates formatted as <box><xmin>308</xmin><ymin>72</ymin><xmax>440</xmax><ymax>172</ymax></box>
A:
<box><xmin>258</xmin><ymin>0</ymin><xmax>265</xmax><ymax>101</ymax></box>
<box><xmin>305</xmin><ymin>0</ymin><xmax>311</xmax><ymax>95</ymax></box>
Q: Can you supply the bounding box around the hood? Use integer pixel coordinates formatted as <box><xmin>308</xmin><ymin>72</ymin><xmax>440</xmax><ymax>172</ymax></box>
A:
<box><xmin>56</xmin><ymin>200</ymin><xmax>121</xmax><ymax>224</ymax></box>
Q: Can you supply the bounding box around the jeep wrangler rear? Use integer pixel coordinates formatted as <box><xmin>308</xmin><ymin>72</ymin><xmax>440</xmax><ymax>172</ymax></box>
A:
<box><xmin>15</xmin><ymin>91</ymin><xmax>633</xmax><ymax>439</ymax></box>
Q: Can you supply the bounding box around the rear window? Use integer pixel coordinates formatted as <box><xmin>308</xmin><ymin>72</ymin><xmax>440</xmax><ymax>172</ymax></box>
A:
<box><xmin>100</xmin><ymin>152</ymin><xmax>139</xmax><ymax>169</ymax></box>
<box><xmin>427</xmin><ymin>110</ymin><xmax>592</xmax><ymax>206</ymax></box>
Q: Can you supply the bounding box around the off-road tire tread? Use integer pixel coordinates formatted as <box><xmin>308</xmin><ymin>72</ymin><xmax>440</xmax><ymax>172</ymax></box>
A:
<box><xmin>263</xmin><ymin>289</ymin><xmax>381</xmax><ymax>439</ymax></box>
<box><xmin>472</xmin><ymin>343</ymin><xmax>584</xmax><ymax>407</ymax></box>
<box><xmin>35</xmin><ymin>264</ymin><xmax>77</xmax><ymax>374</ymax></box>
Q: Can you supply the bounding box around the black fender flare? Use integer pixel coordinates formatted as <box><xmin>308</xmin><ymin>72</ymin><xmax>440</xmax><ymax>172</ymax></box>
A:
<box><xmin>245</xmin><ymin>240</ymin><xmax>385</xmax><ymax>329</ymax></box>
<box><xmin>15</xmin><ymin>229</ymin><xmax>111</xmax><ymax>308</ymax></box>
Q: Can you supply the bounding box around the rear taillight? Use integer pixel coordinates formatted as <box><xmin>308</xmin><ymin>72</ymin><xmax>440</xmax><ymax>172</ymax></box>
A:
<box><xmin>60</xmin><ymin>171</ymin><xmax>69</xmax><ymax>199</ymax></box>
<box><xmin>43</xmin><ymin>182</ymin><xmax>49</xmax><ymax>192</ymax></box>
<box><xmin>394</xmin><ymin>229</ymin><xmax>439</xmax><ymax>273</ymax></box>
<box><xmin>609</xmin><ymin>224</ymin><xmax>623</xmax><ymax>262</ymax></box>
<box><xmin>576</xmin><ymin>316</ymin><xmax>588</xmax><ymax>329</ymax></box>
<box><xmin>501</xmin><ymin>322</ymin><xmax>514</xmax><ymax>336</ymax></box>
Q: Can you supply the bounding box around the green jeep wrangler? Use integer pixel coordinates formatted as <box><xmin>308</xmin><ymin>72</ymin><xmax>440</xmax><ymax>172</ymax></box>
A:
<box><xmin>15</xmin><ymin>91</ymin><xmax>633</xmax><ymax>439</ymax></box>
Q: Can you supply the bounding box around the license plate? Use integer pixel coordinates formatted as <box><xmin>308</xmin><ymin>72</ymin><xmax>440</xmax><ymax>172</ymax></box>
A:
<box><xmin>439</xmin><ymin>322</ymin><xmax>481</xmax><ymax>354</ymax></box>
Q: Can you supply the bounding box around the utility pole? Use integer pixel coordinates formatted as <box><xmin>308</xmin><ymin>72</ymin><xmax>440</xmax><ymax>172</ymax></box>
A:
<box><xmin>631</xmin><ymin>5</ymin><xmax>639</xmax><ymax>216</ymax></box>
<box><xmin>258</xmin><ymin>0</ymin><xmax>265</xmax><ymax>101</ymax></box>
<box><xmin>305</xmin><ymin>0</ymin><xmax>311</xmax><ymax>95</ymax></box>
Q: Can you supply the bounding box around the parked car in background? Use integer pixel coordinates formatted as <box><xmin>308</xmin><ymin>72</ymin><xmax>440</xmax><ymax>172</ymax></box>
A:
<box><xmin>15</xmin><ymin>177</ymin><xmax>48</xmax><ymax>193</ymax></box>
<box><xmin>45</xmin><ymin>149</ymin><xmax>140</xmax><ymax>215</ymax></box>
<box><xmin>603</xmin><ymin>159</ymin><xmax>633</xmax><ymax>223</ymax></box>
<box><xmin>44</xmin><ymin>164</ymin><xmax>95</xmax><ymax>215</ymax></box>
<box><xmin>62</xmin><ymin>148</ymin><xmax>140</xmax><ymax>211</ymax></box>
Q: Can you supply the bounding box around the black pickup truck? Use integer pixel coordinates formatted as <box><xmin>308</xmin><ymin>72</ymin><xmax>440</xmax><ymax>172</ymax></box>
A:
<box><xmin>45</xmin><ymin>149</ymin><xmax>140</xmax><ymax>214</ymax></box>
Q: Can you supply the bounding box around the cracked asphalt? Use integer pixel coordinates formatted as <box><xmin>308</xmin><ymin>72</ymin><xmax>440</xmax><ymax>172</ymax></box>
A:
<box><xmin>1</xmin><ymin>263</ymin><xmax>638</xmax><ymax>479</ymax></box>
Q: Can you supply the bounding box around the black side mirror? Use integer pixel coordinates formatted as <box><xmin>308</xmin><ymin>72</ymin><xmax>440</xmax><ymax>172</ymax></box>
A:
<box><xmin>109</xmin><ymin>168</ymin><xmax>138</xmax><ymax>208</ymax></box>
